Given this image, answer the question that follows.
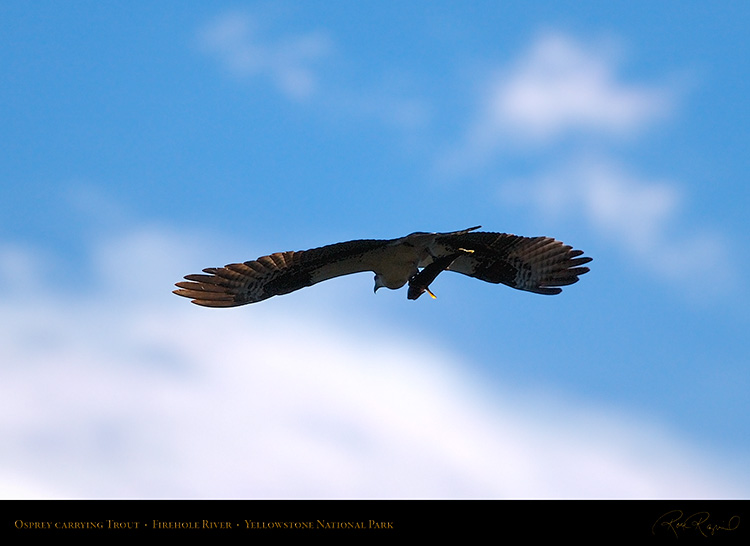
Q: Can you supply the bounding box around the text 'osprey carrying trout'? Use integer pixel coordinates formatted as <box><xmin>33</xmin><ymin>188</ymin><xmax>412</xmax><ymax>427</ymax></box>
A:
<box><xmin>173</xmin><ymin>226</ymin><xmax>592</xmax><ymax>307</ymax></box>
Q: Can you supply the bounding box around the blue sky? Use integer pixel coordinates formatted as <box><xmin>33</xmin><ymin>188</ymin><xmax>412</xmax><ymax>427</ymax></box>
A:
<box><xmin>1</xmin><ymin>1</ymin><xmax>748</xmax><ymax>498</ymax></box>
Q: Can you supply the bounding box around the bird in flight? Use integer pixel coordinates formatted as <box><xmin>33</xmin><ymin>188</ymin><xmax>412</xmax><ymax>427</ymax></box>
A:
<box><xmin>173</xmin><ymin>226</ymin><xmax>591</xmax><ymax>307</ymax></box>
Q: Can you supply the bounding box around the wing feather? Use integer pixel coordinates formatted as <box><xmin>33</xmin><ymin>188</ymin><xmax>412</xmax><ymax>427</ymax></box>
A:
<box><xmin>173</xmin><ymin>239</ymin><xmax>389</xmax><ymax>307</ymax></box>
<box><xmin>435</xmin><ymin>232</ymin><xmax>592</xmax><ymax>295</ymax></box>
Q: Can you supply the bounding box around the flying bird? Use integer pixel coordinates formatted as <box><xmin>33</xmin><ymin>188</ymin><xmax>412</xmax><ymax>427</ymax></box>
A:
<box><xmin>173</xmin><ymin>226</ymin><xmax>591</xmax><ymax>307</ymax></box>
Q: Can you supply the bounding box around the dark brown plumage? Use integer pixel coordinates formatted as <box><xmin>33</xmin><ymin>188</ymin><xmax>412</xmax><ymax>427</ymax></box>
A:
<box><xmin>173</xmin><ymin>226</ymin><xmax>592</xmax><ymax>307</ymax></box>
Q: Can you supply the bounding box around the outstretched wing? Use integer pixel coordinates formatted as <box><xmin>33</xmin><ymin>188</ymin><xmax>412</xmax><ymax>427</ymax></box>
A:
<box><xmin>174</xmin><ymin>239</ymin><xmax>389</xmax><ymax>307</ymax></box>
<box><xmin>434</xmin><ymin>232</ymin><xmax>592</xmax><ymax>295</ymax></box>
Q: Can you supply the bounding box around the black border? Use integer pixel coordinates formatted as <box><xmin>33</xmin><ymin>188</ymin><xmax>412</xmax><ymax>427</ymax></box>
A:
<box><xmin>4</xmin><ymin>500</ymin><xmax>748</xmax><ymax>542</ymax></box>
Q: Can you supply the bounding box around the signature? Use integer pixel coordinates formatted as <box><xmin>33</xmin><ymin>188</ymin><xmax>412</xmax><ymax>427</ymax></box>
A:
<box><xmin>652</xmin><ymin>510</ymin><xmax>740</xmax><ymax>538</ymax></box>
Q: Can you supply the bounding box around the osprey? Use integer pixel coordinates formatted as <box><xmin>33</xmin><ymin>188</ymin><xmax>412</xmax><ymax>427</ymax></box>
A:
<box><xmin>173</xmin><ymin>226</ymin><xmax>591</xmax><ymax>307</ymax></box>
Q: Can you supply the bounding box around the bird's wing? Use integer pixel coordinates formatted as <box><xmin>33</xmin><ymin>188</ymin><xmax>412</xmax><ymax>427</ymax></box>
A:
<box><xmin>173</xmin><ymin>238</ymin><xmax>390</xmax><ymax>307</ymax></box>
<box><xmin>434</xmin><ymin>232</ymin><xmax>592</xmax><ymax>295</ymax></box>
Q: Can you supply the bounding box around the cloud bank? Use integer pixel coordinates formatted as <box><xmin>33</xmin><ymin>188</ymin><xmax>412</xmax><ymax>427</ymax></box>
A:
<box><xmin>1</xmin><ymin>229</ymin><xmax>743</xmax><ymax>499</ymax></box>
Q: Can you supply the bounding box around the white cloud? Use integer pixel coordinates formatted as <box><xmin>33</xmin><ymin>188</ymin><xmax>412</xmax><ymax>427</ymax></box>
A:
<box><xmin>198</xmin><ymin>11</ymin><xmax>332</xmax><ymax>100</ymax></box>
<box><xmin>492</xmin><ymin>32</ymin><xmax>671</xmax><ymax>142</ymax></box>
<box><xmin>442</xmin><ymin>32</ymin><xmax>674</xmax><ymax>170</ymax></box>
<box><xmin>0</xmin><ymin>228</ymin><xmax>744</xmax><ymax>499</ymax></box>
<box><xmin>500</xmin><ymin>159</ymin><xmax>733</xmax><ymax>290</ymax></box>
